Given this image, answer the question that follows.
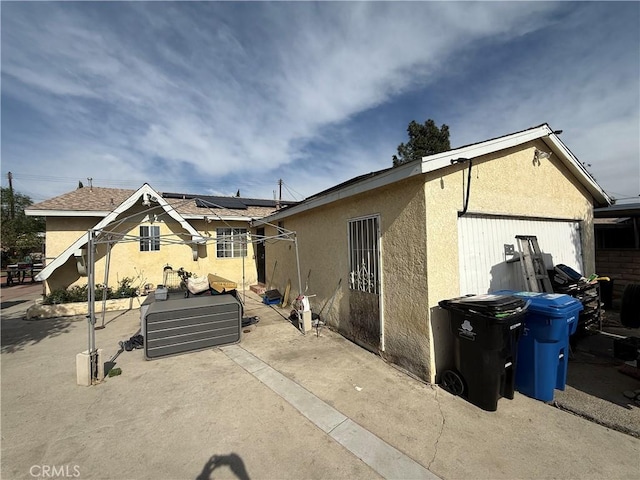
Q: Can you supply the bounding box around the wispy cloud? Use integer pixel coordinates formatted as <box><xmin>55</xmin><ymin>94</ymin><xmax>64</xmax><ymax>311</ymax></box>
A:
<box><xmin>1</xmin><ymin>2</ymin><xmax>637</xmax><ymax>202</ymax></box>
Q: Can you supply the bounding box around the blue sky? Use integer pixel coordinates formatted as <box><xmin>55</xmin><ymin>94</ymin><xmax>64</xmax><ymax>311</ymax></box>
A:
<box><xmin>2</xmin><ymin>1</ymin><xmax>639</xmax><ymax>204</ymax></box>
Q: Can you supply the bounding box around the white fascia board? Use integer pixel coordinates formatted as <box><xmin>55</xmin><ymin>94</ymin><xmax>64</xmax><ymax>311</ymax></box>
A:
<box><xmin>422</xmin><ymin>125</ymin><xmax>611</xmax><ymax>205</ymax></box>
<box><xmin>180</xmin><ymin>214</ymin><xmax>256</xmax><ymax>222</ymax></box>
<box><xmin>541</xmin><ymin>135</ymin><xmax>612</xmax><ymax>206</ymax></box>
<box><xmin>37</xmin><ymin>184</ymin><xmax>203</xmax><ymax>281</ymax></box>
<box><xmin>25</xmin><ymin>209</ymin><xmax>110</xmax><ymax>217</ymax></box>
<box><xmin>266</xmin><ymin>161</ymin><xmax>423</xmax><ymax>222</ymax></box>
<box><xmin>264</xmin><ymin>124</ymin><xmax>611</xmax><ymax>222</ymax></box>
<box><xmin>420</xmin><ymin>125</ymin><xmax>551</xmax><ymax>173</ymax></box>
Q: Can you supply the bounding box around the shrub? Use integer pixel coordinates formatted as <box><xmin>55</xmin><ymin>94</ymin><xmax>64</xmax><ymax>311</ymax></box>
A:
<box><xmin>43</xmin><ymin>278</ymin><xmax>138</xmax><ymax>305</ymax></box>
<box><xmin>113</xmin><ymin>277</ymin><xmax>137</xmax><ymax>298</ymax></box>
<box><xmin>43</xmin><ymin>288</ymin><xmax>71</xmax><ymax>305</ymax></box>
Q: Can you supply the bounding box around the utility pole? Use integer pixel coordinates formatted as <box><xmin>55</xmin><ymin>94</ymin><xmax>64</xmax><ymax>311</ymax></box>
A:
<box><xmin>7</xmin><ymin>172</ymin><xmax>15</xmax><ymax>219</ymax></box>
<box><xmin>277</xmin><ymin>178</ymin><xmax>283</xmax><ymax>210</ymax></box>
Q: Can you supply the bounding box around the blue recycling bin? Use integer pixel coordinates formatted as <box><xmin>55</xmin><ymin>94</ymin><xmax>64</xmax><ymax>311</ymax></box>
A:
<box><xmin>495</xmin><ymin>291</ymin><xmax>582</xmax><ymax>402</ymax></box>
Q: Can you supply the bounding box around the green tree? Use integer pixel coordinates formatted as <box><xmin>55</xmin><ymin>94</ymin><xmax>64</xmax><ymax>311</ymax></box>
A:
<box><xmin>1</xmin><ymin>187</ymin><xmax>45</xmax><ymax>264</ymax></box>
<box><xmin>392</xmin><ymin>119</ymin><xmax>451</xmax><ymax>167</ymax></box>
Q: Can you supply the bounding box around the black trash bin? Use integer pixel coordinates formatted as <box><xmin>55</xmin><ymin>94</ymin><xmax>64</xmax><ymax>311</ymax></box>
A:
<box><xmin>438</xmin><ymin>294</ymin><xmax>527</xmax><ymax>411</ymax></box>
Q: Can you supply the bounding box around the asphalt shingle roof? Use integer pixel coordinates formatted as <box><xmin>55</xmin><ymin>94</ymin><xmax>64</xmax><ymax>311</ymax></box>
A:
<box><xmin>30</xmin><ymin>187</ymin><xmax>135</xmax><ymax>212</ymax></box>
<box><xmin>28</xmin><ymin>186</ymin><xmax>284</xmax><ymax>219</ymax></box>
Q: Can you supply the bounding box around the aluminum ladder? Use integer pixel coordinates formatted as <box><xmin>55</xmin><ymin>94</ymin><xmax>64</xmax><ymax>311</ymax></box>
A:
<box><xmin>516</xmin><ymin>235</ymin><xmax>553</xmax><ymax>292</ymax></box>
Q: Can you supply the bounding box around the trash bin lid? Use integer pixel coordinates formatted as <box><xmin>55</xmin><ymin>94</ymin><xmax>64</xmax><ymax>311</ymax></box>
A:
<box><xmin>439</xmin><ymin>294</ymin><xmax>526</xmax><ymax>315</ymax></box>
<box><xmin>495</xmin><ymin>291</ymin><xmax>583</xmax><ymax>317</ymax></box>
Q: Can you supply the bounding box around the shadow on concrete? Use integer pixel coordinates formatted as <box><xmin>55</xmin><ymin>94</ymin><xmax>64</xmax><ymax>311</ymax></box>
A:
<box><xmin>430</xmin><ymin>305</ymin><xmax>455</xmax><ymax>385</ymax></box>
<box><xmin>565</xmin><ymin>350</ymin><xmax>637</xmax><ymax>409</ymax></box>
<box><xmin>556</xmin><ymin>321</ymin><xmax>640</xmax><ymax>437</ymax></box>
<box><xmin>1</xmin><ymin>300</ymin><xmax>28</xmax><ymax>310</ymax></box>
<box><xmin>102</xmin><ymin>309</ymin><xmax>135</xmax><ymax>328</ymax></box>
<box><xmin>1</xmin><ymin>316</ymin><xmax>75</xmax><ymax>354</ymax></box>
<box><xmin>195</xmin><ymin>453</ymin><xmax>250</xmax><ymax>480</ymax></box>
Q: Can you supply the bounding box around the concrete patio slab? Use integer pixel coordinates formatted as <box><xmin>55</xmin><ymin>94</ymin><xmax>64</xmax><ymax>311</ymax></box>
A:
<box><xmin>2</xmin><ymin>288</ymin><xmax>639</xmax><ymax>480</ymax></box>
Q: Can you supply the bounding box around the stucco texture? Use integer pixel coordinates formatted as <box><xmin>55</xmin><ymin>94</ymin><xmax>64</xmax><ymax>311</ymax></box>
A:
<box><xmin>265</xmin><ymin>140</ymin><xmax>598</xmax><ymax>385</ymax></box>
<box><xmin>43</xmin><ymin>211</ymin><xmax>257</xmax><ymax>294</ymax></box>
<box><xmin>425</xmin><ymin>141</ymin><xmax>595</xmax><ymax>381</ymax></box>
<box><xmin>264</xmin><ymin>175</ymin><xmax>432</xmax><ymax>379</ymax></box>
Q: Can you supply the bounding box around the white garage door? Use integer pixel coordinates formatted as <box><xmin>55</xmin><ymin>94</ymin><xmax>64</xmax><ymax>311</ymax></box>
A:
<box><xmin>458</xmin><ymin>215</ymin><xmax>583</xmax><ymax>295</ymax></box>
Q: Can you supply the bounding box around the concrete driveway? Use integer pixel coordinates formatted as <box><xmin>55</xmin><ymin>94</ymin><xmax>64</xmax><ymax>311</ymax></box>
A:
<box><xmin>2</xmin><ymin>287</ymin><xmax>639</xmax><ymax>479</ymax></box>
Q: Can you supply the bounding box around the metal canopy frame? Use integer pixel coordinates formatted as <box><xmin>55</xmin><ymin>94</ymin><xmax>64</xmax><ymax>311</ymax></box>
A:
<box><xmin>83</xmin><ymin>197</ymin><xmax>302</xmax><ymax>383</ymax></box>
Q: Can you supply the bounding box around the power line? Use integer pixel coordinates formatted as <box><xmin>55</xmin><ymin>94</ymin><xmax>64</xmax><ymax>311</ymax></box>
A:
<box><xmin>2</xmin><ymin>171</ymin><xmax>307</xmax><ymax>204</ymax></box>
<box><xmin>281</xmin><ymin>180</ymin><xmax>304</xmax><ymax>201</ymax></box>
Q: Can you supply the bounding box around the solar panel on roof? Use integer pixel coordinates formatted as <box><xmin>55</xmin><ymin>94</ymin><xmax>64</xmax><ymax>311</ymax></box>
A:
<box><xmin>162</xmin><ymin>191</ymin><xmax>294</xmax><ymax>209</ymax></box>
<box><xmin>195</xmin><ymin>197</ymin><xmax>248</xmax><ymax>210</ymax></box>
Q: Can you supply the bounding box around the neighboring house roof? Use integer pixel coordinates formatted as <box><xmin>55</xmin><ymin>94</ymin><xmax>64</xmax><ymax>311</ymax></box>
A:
<box><xmin>34</xmin><ymin>184</ymin><xmax>202</xmax><ymax>281</ymax></box>
<box><xmin>28</xmin><ymin>183</ymin><xmax>294</xmax><ymax>282</ymax></box>
<box><xmin>26</xmin><ymin>187</ymin><xmax>136</xmax><ymax>216</ymax></box>
<box><xmin>266</xmin><ymin>123</ymin><xmax>612</xmax><ymax>222</ymax></box>
<box><xmin>594</xmin><ymin>202</ymin><xmax>640</xmax><ymax>218</ymax></box>
<box><xmin>26</xmin><ymin>187</ymin><xmax>292</xmax><ymax>220</ymax></box>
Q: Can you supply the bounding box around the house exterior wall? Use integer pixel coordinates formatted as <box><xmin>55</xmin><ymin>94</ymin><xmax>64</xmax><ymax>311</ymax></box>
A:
<box><xmin>43</xmin><ymin>214</ymin><xmax>257</xmax><ymax>294</ymax></box>
<box><xmin>46</xmin><ymin>217</ymin><xmax>101</xmax><ymax>260</ymax></box>
<box><xmin>266</xmin><ymin>140</ymin><xmax>599</xmax><ymax>384</ymax></box>
<box><xmin>264</xmin><ymin>175</ymin><xmax>432</xmax><ymax>378</ymax></box>
<box><xmin>425</xmin><ymin>141</ymin><xmax>596</xmax><ymax>382</ymax></box>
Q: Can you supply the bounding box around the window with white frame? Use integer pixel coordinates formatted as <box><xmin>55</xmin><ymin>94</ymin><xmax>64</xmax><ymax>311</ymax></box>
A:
<box><xmin>216</xmin><ymin>228</ymin><xmax>248</xmax><ymax>258</ymax></box>
<box><xmin>348</xmin><ymin>216</ymin><xmax>380</xmax><ymax>294</ymax></box>
<box><xmin>140</xmin><ymin>225</ymin><xmax>160</xmax><ymax>252</ymax></box>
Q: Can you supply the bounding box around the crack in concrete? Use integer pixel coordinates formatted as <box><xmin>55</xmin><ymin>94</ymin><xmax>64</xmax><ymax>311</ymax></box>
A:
<box><xmin>428</xmin><ymin>387</ymin><xmax>446</xmax><ymax>471</ymax></box>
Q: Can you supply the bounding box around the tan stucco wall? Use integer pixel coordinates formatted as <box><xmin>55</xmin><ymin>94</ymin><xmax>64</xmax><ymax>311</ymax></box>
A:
<box><xmin>44</xmin><ymin>213</ymin><xmax>257</xmax><ymax>294</ymax></box>
<box><xmin>46</xmin><ymin>217</ymin><xmax>101</xmax><ymax>259</ymax></box>
<box><xmin>266</xmin><ymin>141</ymin><xmax>598</xmax><ymax>385</ymax></box>
<box><xmin>264</xmin><ymin>175</ymin><xmax>433</xmax><ymax>379</ymax></box>
<box><xmin>425</xmin><ymin>141</ymin><xmax>596</xmax><ymax>382</ymax></box>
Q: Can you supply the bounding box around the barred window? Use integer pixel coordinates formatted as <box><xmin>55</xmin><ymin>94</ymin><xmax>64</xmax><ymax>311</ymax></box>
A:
<box><xmin>140</xmin><ymin>225</ymin><xmax>160</xmax><ymax>252</ymax></box>
<box><xmin>216</xmin><ymin>228</ymin><xmax>248</xmax><ymax>258</ymax></box>
<box><xmin>348</xmin><ymin>216</ymin><xmax>380</xmax><ymax>294</ymax></box>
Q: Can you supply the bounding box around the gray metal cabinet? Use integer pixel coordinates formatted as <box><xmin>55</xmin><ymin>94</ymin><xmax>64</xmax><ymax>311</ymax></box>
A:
<box><xmin>144</xmin><ymin>294</ymin><xmax>241</xmax><ymax>360</ymax></box>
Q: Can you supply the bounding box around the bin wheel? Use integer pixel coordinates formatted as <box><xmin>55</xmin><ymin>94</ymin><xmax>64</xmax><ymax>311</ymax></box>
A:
<box><xmin>441</xmin><ymin>370</ymin><xmax>465</xmax><ymax>396</ymax></box>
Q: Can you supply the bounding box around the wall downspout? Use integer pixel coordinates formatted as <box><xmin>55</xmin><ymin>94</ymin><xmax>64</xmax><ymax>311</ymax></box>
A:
<box><xmin>451</xmin><ymin>158</ymin><xmax>473</xmax><ymax>217</ymax></box>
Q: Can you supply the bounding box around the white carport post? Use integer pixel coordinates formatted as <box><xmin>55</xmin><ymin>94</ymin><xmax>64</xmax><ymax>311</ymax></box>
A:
<box><xmin>87</xmin><ymin>230</ymin><xmax>96</xmax><ymax>355</ymax></box>
<box><xmin>293</xmin><ymin>234</ymin><xmax>303</xmax><ymax>297</ymax></box>
<box><xmin>77</xmin><ymin>228</ymin><xmax>102</xmax><ymax>386</ymax></box>
<box><xmin>87</xmin><ymin>230</ymin><xmax>97</xmax><ymax>375</ymax></box>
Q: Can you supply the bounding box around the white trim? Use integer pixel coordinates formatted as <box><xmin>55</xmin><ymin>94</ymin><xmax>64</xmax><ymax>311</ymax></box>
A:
<box><xmin>181</xmin><ymin>214</ymin><xmax>257</xmax><ymax>222</ymax></box>
<box><xmin>541</xmin><ymin>134</ymin><xmax>612</xmax><ymax>204</ymax></box>
<box><xmin>36</xmin><ymin>184</ymin><xmax>203</xmax><ymax>281</ymax></box>
<box><xmin>266</xmin><ymin>124</ymin><xmax>611</xmax><ymax>222</ymax></box>
<box><xmin>269</xmin><ymin>162</ymin><xmax>422</xmax><ymax>222</ymax></box>
<box><xmin>419</xmin><ymin>125</ymin><xmax>553</xmax><ymax>173</ymax></box>
<box><xmin>25</xmin><ymin>210</ymin><xmax>112</xmax><ymax>217</ymax></box>
<box><xmin>27</xmin><ymin>211</ymin><xmax>260</xmax><ymax>223</ymax></box>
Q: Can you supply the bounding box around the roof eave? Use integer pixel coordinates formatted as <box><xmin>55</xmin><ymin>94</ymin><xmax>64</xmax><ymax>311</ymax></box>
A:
<box><xmin>541</xmin><ymin>135</ymin><xmax>612</xmax><ymax>206</ymax></box>
<box><xmin>181</xmin><ymin>214</ymin><xmax>262</xmax><ymax>222</ymax></box>
<box><xmin>266</xmin><ymin>160</ymin><xmax>423</xmax><ymax>222</ymax></box>
<box><xmin>419</xmin><ymin>124</ymin><xmax>553</xmax><ymax>173</ymax></box>
<box><xmin>36</xmin><ymin>184</ymin><xmax>203</xmax><ymax>281</ymax></box>
<box><xmin>264</xmin><ymin>123</ymin><xmax>612</xmax><ymax>222</ymax></box>
<box><xmin>25</xmin><ymin>209</ymin><xmax>111</xmax><ymax>217</ymax></box>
